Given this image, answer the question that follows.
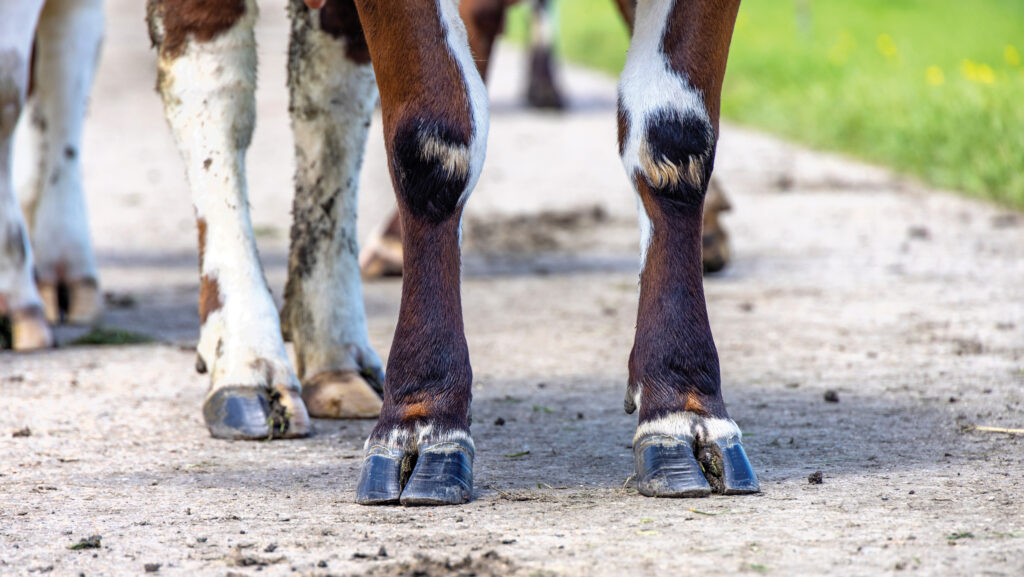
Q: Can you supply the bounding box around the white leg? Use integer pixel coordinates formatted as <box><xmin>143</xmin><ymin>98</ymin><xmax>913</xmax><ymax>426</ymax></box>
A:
<box><xmin>147</xmin><ymin>0</ymin><xmax>309</xmax><ymax>439</ymax></box>
<box><xmin>20</xmin><ymin>0</ymin><xmax>104</xmax><ymax>325</ymax></box>
<box><xmin>0</xmin><ymin>0</ymin><xmax>52</xmax><ymax>350</ymax></box>
<box><xmin>283</xmin><ymin>0</ymin><xmax>384</xmax><ymax>419</ymax></box>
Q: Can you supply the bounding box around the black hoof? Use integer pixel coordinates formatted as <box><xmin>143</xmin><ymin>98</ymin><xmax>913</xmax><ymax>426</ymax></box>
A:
<box><xmin>634</xmin><ymin>435</ymin><xmax>711</xmax><ymax>498</ymax></box>
<box><xmin>706</xmin><ymin>438</ymin><xmax>760</xmax><ymax>495</ymax></box>
<box><xmin>203</xmin><ymin>385</ymin><xmax>310</xmax><ymax>440</ymax></box>
<box><xmin>400</xmin><ymin>440</ymin><xmax>474</xmax><ymax>506</ymax></box>
<box><xmin>355</xmin><ymin>445</ymin><xmax>406</xmax><ymax>505</ymax></box>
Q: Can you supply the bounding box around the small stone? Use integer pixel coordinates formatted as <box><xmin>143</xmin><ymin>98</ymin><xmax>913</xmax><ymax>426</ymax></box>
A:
<box><xmin>377</xmin><ymin>546</ymin><xmax>388</xmax><ymax>558</ymax></box>
<box><xmin>808</xmin><ymin>471</ymin><xmax>824</xmax><ymax>485</ymax></box>
<box><xmin>823</xmin><ymin>390</ymin><xmax>840</xmax><ymax>403</ymax></box>
<box><xmin>143</xmin><ymin>563</ymin><xmax>161</xmax><ymax>573</ymax></box>
<box><xmin>12</xmin><ymin>426</ymin><xmax>31</xmax><ymax>438</ymax></box>
<box><xmin>493</xmin><ymin>417</ymin><xmax>505</xmax><ymax>426</ymax></box>
<box><xmin>317</xmin><ymin>560</ymin><xmax>328</xmax><ymax>567</ymax></box>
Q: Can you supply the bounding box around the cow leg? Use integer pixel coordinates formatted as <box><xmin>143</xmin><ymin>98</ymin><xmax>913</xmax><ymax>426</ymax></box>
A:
<box><xmin>19</xmin><ymin>0</ymin><xmax>104</xmax><ymax>326</ymax></box>
<box><xmin>525</xmin><ymin>0</ymin><xmax>564</xmax><ymax>109</ymax></box>
<box><xmin>282</xmin><ymin>0</ymin><xmax>383</xmax><ymax>419</ymax></box>
<box><xmin>618</xmin><ymin>0</ymin><xmax>757</xmax><ymax>496</ymax></box>
<box><xmin>0</xmin><ymin>0</ymin><xmax>53</xmax><ymax>351</ymax></box>
<box><xmin>147</xmin><ymin>0</ymin><xmax>309</xmax><ymax>440</ymax></box>
<box><xmin>353</xmin><ymin>0</ymin><xmax>488</xmax><ymax>506</ymax></box>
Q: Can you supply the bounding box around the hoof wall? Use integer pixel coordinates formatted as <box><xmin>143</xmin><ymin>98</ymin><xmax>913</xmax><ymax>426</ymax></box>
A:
<box><xmin>400</xmin><ymin>441</ymin><xmax>474</xmax><ymax>506</ymax></box>
<box><xmin>302</xmin><ymin>371</ymin><xmax>382</xmax><ymax>419</ymax></box>
<box><xmin>38</xmin><ymin>279</ymin><xmax>103</xmax><ymax>326</ymax></box>
<box><xmin>9</xmin><ymin>307</ymin><xmax>54</xmax><ymax>351</ymax></box>
<box><xmin>634</xmin><ymin>435</ymin><xmax>711</xmax><ymax>498</ymax></box>
<box><xmin>716</xmin><ymin>441</ymin><xmax>760</xmax><ymax>494</ymax></box>
<box><xmin>355</xmin><ymin>446</ymin><xmax>405</xmax><ymax>505</ymax></box>
<box><xmin>203</xmin><ymin>385</ymin><xmax>310</xmax><ymax>440</ymax></box>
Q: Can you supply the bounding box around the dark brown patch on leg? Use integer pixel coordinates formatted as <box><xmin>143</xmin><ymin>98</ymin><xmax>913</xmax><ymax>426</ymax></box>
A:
<box><xmin>147</xmin><ymin>0</ymin><xmax>247</xmax><ymax>59</ymax></box>
<box><xmin>318</xmin><ymin>0</ymin><xmax>370</xmax><ymax>64</ymax></box>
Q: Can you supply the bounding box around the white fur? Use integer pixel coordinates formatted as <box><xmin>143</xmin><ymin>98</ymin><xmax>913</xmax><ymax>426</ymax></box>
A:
<box><xmin>287</xmin><ymin>15</ymin><xmax>382</xmax><ymax>380</ymax></box>
<box><xmin>156</xmin><ymin>1</ymin><xmax>297</xmax><ymax>394</ymax></box>
<box><xmin>16</xmin><ymin>0</ymin><xmax>103</xmax><ymax>285</ymax></box>
<box><xmin>0</xmin><ymin>0</ymin><xmax>45</xmax><ymax>313</ymax></box>
<box><xmin>437</xmin><ymin>0</ymin><xmax>489</xmax><ymax>209</ymax></box>
<box><xmin>618</xmin><ymin>0</ymin><xmax>709</xmax><ymax>270</ymax></box>
<box><xmin>634</xmin><ymin>412</ymin><xmax>742</xmax><ymax>446</ymax></box>
<box><xmin>366</xmin><ymin>423</ymin><xmax>475</xmax><ymax>453</ymax></box>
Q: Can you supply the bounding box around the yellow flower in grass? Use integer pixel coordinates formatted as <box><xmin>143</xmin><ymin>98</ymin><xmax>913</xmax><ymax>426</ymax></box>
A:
<box><xmin>1006</xmin><ymin>45</ymin><xmax>1021</xmax><ymax>67</ymax></box>
<box><xmin>961</xmin><ymin>59</ymin><xmax>995</xmax><ymax>84</ymax></box>
<box><xmin>876</xmin><ymin>33</ymin><xmax>898</xmax><ymax>59</ymax></box>
<box><xmin>926</xmin><ymin>66</ymin><xmax>945</xmax><ymax>86</ymax></box>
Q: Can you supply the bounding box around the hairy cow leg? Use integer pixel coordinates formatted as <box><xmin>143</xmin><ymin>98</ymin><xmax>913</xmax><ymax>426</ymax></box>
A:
<box><xmin>147</xmin><ymin>0</ymin><xmax>309</xmax><ymax>440</ymax></box>
<box><xmin>0</xmin><ymin>0</ymin><xmax>52</xmax><ymax>351</ymax></box>
<box><xmin>354</xmin><ymin>0</ymin><xmax>488</xmax><ymax>506</ymax></box>
<box><xmin>618</xmin><ymin>0</ymin><xmax>756</xmax><ymax>497</ymax></box>
<box><xmin>283</xmin><ymin>0</ymin><xmax>383</xmax><ymax>419</ymax></box>
<box><xmin>18</xmin><ymin>0</ymin><xmax>104</xmax><ymax>326</ymax></box>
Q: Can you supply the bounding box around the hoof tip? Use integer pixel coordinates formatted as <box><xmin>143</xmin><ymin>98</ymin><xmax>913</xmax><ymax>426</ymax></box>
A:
<box><xmin>400</xmin><ymin>442</ymin><xmax>474</xmax><ymax>506</ymax></box>
<box><xmin>302</xmin><ymin>371</ymin><xmax>382</xmax><ymax>419</ymax></box>
<box><xmin>203</xmin><ymin>385</ymin><xmax>310</xmax><ymax>440</ymax></box>
<box><xmin>355</xmin><ymin>447</ymin><xmax>404</xmax><ymax>505</ymax></box>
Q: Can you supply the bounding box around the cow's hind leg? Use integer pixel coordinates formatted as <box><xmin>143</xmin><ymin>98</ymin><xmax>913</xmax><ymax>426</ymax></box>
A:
<box><xmin>619</xmin><ymin>0</ymin><xmax>757</xmax><ymax>496</ymax></box>
<box><xmin>147</xmin><ymin>0</ymin><xmax>309</xmax><ymax>440</ymax></box>
<box><xmin>0</xmin><ymin>0</ymin><xmax>52</xmax><ymax>350</ymax></box>
<box><xmin>19</xmin><ymin>0</ymin><xmax>104</xmax><ymax>326</ymax></box>
<box><xmin>283</xmin><ymin>0</ymin><xmax>383</xmax><ymax>419</ymax></box>
<box><xmin>353</xmin><ymin>0</ymin><xmax>488</xmax><ymax>506</ymax></box>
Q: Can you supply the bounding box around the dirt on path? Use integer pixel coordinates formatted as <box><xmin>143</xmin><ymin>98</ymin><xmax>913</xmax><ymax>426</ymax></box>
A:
<box><xmin>2</xmin><ymin>1</ymin><xmax>1024</xmax><ymax>576</ymax></box>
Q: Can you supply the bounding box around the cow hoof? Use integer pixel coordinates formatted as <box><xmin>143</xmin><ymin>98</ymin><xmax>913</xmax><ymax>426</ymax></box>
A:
<box><xmin>634</xmin><ymin>433</ymin><xmax>760</xmax><ymax>497</ymax></box>
<box><xmin>400</xmin><ymin>440</ymin><xmax>474</xmax><ymax>506</ymax></box>
<box><xmin>701</xmin><ymin>230</ymin><xmax>730</xmax><ymax>274</ymax></box>
<box><xmin>65</xmin><ymin>279</ymin><xmax>103</xmax><ymax>325</ymax></box>
<box><xmin>203</xmin><ymin>385</ymin><xmax>311</xmax><ymax>440</ymax></box>
<box><xmin>358</xmin><ymin>234</ymin><xmax>403</xmax><ymax>279</ymax></box>
<box><xmin>9</xmin><ymin>307</ymin><xmax>55</xmax><ymax>351</ymax></box>
<box><xmin>356</xmin><ymin>438</ymin><xmax>474</xmax><ymax>506</ymax></box>
<box><xmin>302</xmin><ymin>370</ymin><xmax>382</xmax><ymax>419</ymax></box>
<box><xmin>37</xmin><ymin>279</ymin><xmax>103</xmax><ymax>325</ymax></box>
<box><xmin>355</xmin><ymin>444</ymin><xmax>407</xmax><ymax>505</ymax></box>
<box><xmin>634</xmin><ymin>434</ymin><xmax>711</xmax><ymax>497</ymax></box>
<box><xmin>697</xmin><ymin>436</ymin><xmax>760</xmax><ymax>495</ymax></box>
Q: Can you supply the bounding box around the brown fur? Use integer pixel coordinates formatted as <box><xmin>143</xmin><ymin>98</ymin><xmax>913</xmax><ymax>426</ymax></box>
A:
<box><xmin>662</xmin><ymin>0</ymin><xmax>740</xmax><ymax>128</ymax></box>
<box><xmin>147</xmin><ymin>0</ymin><xmax>247</xmax><ymax>59</ymax></box>
<box><xmin>318</xmin><ymin>0</ymin><xmax>371</xmax><ymax>64</ymax></box>
<box><xmin>199</xmin><ymin>274</ymin><xmax>222</xmax><ymax>324</ymax></box>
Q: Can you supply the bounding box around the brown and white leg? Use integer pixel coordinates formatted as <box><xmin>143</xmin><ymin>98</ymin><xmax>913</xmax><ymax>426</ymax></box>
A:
<box><xmin>147</xmin><ymin>0</ymin><xmax>308</xmax><ymax>440</ymax></box>
<box><xmin>18</xmin><ymin>0</ymin><xmax>104</xmax><ymax>326</ymax></box>
<box><xmin>283</xmin><ymin>0</ymin><xmax>383</xmax><ymax>419</ymax></box>
<box><xmin>0</xmin><ymin>0</ymin><xmax>52</xmax><ymax>351</ymax></box>
<box><xmin>618</xmin><ymin>0</ymin><xmax>756</xmax><ymax>497</ymax></box>
<box><xmin>354</xmin><ymin>0</ymin><xmax>488</xmax><ymax>506</ymax></box>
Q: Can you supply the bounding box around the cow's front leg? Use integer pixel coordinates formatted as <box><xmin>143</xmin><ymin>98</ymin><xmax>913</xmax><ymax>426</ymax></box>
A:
<box><xmin>18</xmin><ymin>0</ymin><xmax>104</xmax><ymax>326</ymax></box>
<box><xmin>0</xmin><ymin>0</ymin><xmax>52</xmax><ymax>350</ymax></box>
<box><xmin>353</xmin><ymin>0</ymin><xmax>488</xmax><ymax>506</ymax></box>
<box><xmin>147</xmin><ymin>0</ymin><xmax>309</xmax><ymax>440</ymax></box>
<box><xmin>619</xmin><ymin>0</ymin><xmax>757</xmax><ymax>497</ymax></box>
<box><xmin>282</xmin><ymin>0</ymin><xmax>383</xmax><ymax>419</ymax></box>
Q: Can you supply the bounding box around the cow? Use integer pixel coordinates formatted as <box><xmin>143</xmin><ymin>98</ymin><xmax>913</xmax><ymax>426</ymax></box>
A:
<box><xmin>0</xmin><ymin>0</ymin><xmax>105</xmax><ymax>352</ymax></box>
<box><xmin>358</xmin><ymin>0</ymin><xmax>734</xmax><ymax>279</ymax></box>
<box><xmin>1</xmin><ymin>0</ymin><xmax>759</xmax><ymax>506</ymax></box>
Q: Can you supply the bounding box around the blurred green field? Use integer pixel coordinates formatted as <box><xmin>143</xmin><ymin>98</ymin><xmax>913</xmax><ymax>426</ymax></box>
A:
<box><xmin>507</xmin><ymin>0</ymin><xmax>1024</xmax><ymax>207</ymax></box>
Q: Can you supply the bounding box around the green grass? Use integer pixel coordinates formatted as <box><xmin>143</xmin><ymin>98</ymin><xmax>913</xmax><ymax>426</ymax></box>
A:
<box><xmin>507</xmin><ymin>0</ymin><xmax>1024</xmax><ymax>207</ymax></box>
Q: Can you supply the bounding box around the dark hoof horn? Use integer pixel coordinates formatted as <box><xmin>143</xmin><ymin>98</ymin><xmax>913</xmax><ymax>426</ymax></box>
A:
<box><xmin>355</xmin><ymin>445</ymin><xmax>406</xmax><ymax>505</ymax></box>
<box><xmin>400</xmin><ymin>440</ymin><xmax>474</xmax><ymax>506</ymax></box>
<box><xmin>633</xmin><ymin>435</ymin><xmax>711</xmax><ymax>498</ymax></box>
